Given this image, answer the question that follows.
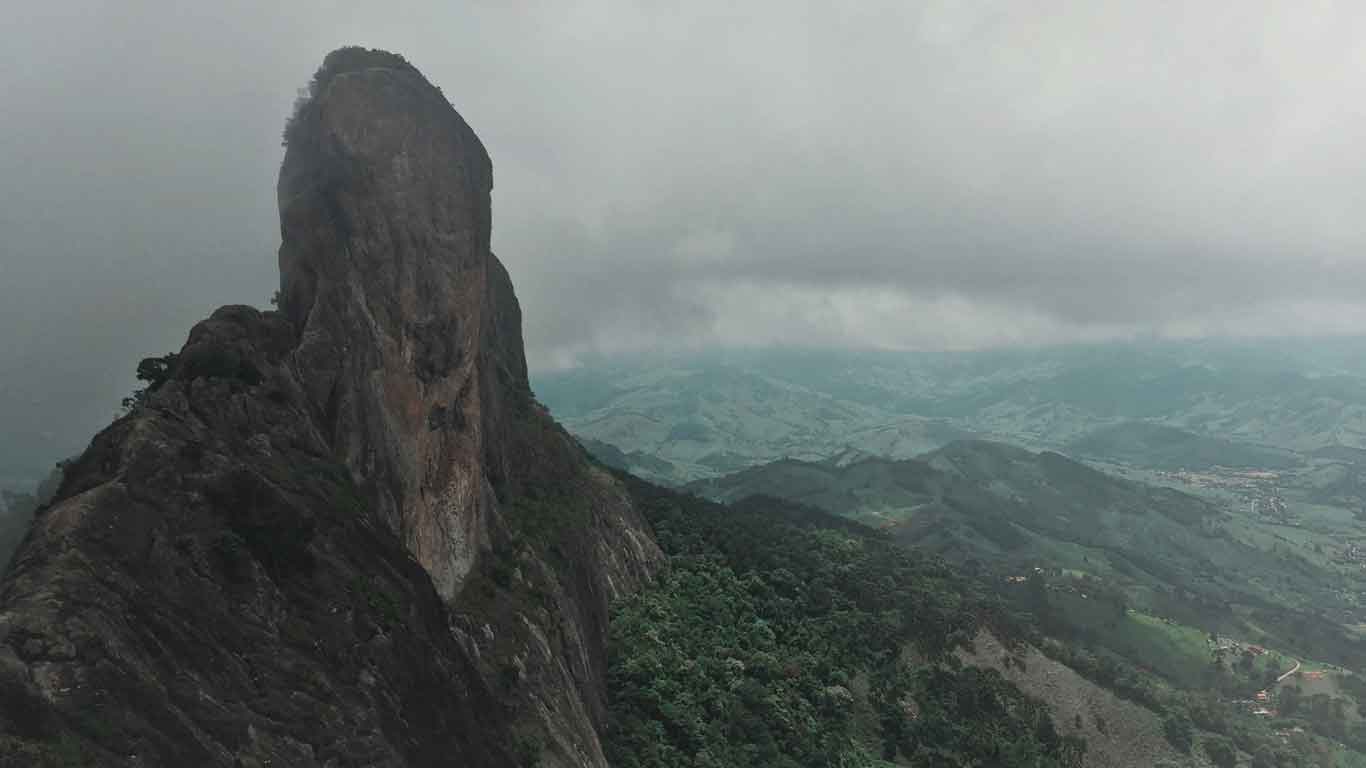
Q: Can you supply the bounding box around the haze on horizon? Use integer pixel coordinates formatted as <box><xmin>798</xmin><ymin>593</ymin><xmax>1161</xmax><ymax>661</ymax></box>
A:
<box><xmin>3</xmin><ymin>1</ymin><xmax>1366</xmax><ymax>473</ymax></box>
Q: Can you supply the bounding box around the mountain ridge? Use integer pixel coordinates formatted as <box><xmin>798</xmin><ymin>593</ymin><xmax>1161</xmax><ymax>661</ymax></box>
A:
<box><xmin>688</xmin><ymin>439</ymin><xmax>1366</xmax><ymax>679</ymax></box>
<box><xmin>537</xmin><ymin>345</ymin><xmax>1366</xmax><ymax>485</ymax></box>
<box><xmin>0</xmin><ymin>47</ymin><xmax>660</xmax><ymax>768</ymax></box>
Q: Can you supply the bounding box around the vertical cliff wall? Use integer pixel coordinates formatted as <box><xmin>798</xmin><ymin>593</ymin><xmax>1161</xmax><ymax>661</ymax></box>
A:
<box><xmin>0</xmin><ymin>47</ymin><xmax>660</xmax><ymax>768</ymax></box>
<box><xmin>277</xmin><ymin>49</ymin><xmax>514</xmax><ymax>600</ymax></box>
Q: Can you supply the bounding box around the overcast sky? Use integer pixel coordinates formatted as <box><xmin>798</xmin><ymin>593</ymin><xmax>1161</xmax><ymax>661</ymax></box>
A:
<box><xmin>3</xmin><ymin>1</ymin><xmax>1366</xmax><ymax>471</ymax></box>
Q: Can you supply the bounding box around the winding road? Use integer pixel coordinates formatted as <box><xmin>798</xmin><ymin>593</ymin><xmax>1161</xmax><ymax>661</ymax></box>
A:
<box><xmin>1277</xmin><ymin>659</ymin><xmax>1302</xmax><ymax>684</ymax></box>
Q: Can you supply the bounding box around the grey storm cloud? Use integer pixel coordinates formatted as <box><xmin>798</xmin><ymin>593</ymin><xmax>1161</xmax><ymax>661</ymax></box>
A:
<box><xmin>3</xmin><ymin>0</ymin><xmax>1366</xmax><ymax>469</ymax></box>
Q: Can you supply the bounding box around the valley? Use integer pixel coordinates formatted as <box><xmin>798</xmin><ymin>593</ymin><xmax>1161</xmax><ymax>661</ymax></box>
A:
<box><xmin>6</xmin><ymin>336</ymin><xmax>1364</xmax><ymax>765</ymax></box>
<box><xmin>536</xmin><ymin>344</ymin><xmax>1366</xmax><ymax>484</ymax></box>
<box><xmin>4</xmin><ymin>3</ymin><xmax>1365</xmax><ymax>766</ymax></box>
<box><xmin>539</xmin><ymin>343</ymin><xmax>1366</xmax><ymax>766</ymax></box>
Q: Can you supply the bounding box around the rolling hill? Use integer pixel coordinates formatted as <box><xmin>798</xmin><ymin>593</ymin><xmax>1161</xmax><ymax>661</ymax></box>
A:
<box><xmin>688</xmin><ymin>441</ymin><xmax>1366</xmax><ymax>680</ymax></box>
<box><xmin>535</xmin><ymin>342</ymin><xmax>1366</xmax><ymax>484</ymax></box>
<box><xmin>1069</xmin><ymin>421</ymin><xmax>1299</xmax><ymax>471</ymax></box>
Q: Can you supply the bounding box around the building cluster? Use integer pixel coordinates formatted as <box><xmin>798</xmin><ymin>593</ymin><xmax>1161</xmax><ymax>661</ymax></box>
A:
<box><xmin>1229</xmin><ymin>690</ymin><xmax>1278</xmax><ymax>718</ymax></box>
<box><xmin>1158</xmin><ymin>466</ymin><xmax>1299</xmax><ymax>522</ymax></box>
<box><xmin>1274</xmin><ymin>726</ymin><xmax>1307</xmax><ymax>744</ymax></box>
<box><xmin>1340</xmin><ymin>541</ymin><xmax>1366</xmax><ymax>565</ymax></box>
<box><xmin>1248</xmin><ymin>494</ymin><xmax>1290</xmax><ymax>521</ymax></box>
<box><xmin>1211</xmin><ymin>635</ymin><xmax>1266</xmax><ymax>657</ymax></box>
<box><xmin>1160</xmin><ymin>467</ymin><xmax>1280</xmax><ymax>491</ymax></box>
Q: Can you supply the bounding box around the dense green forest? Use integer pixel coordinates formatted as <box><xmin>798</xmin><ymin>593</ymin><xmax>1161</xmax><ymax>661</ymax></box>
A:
<box><xmin>605</xmin><ymin>478</ymin><xmax>1087</xmax><ymax>767</ymax></box>
<box><xmin>691</xmin><ymin>440</ymin><xmax>1366</xmax><ymax>677</ymax></box>
<box><xmin>613</xmin><ymin>454</ymin><xmax>1366</xmax><ymax>767</ymax></box>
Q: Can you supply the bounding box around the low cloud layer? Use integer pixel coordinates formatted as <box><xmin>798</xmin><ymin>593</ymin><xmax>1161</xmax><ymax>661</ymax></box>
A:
<box><xmin>3</xmin><ymin>1</ymin><xmax>1366</xmax><ymax>466</ymax></box>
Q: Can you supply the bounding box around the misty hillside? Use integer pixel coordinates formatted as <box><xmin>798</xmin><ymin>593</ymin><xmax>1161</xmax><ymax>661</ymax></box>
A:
<box><xmin>690</xmin><ymin>440</ymin><xmax>1224</xmax><ymax>564</ymax></box>
<box><xmin>542</xmin><ymin>341</ymin><xmax>1366</xmax><ymax>765</ymax></box>
<box><xmin>1069</xmin><ymin>422</ymin><xmax>1300</xmax><ymax>471</ymax></box>
<box><xmin>536</xmin><ymin>344</ymin><xmax>1366</xmax><ymax>485</ymax></box>
<box><xmin>690</xmin><ymin>442</ymin><xmax>1366</xmax><ymax>683</ymax></box>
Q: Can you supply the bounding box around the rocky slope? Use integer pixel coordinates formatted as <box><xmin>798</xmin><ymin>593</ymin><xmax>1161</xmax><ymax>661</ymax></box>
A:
<box><xmin>959</xmin><ymin>632</ymin><xmax>1199</xmax><ymax>768</ymax></box>
<box><xmin>0</xmin><ymin>47</ymin><xmax>660</xmax><ymax>768</ymax></box>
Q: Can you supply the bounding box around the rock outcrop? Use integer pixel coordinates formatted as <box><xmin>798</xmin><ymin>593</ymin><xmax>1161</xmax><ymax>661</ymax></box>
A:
<box><xmin>0</xmin><ymin>47</ymin><xmax>661</xmax><ymax>768</ymax></box>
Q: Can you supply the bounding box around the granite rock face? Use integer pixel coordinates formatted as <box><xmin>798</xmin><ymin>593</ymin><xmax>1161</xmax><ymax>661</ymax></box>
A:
<box><xmin>0</xmin><ymin>48</ymin><xmax>660</xmax><ymax>767</ymax></box>
<box><xmin>277</xmin><ymin>48</ymin><xmax>515</xmax><ymax>601</ymax></box>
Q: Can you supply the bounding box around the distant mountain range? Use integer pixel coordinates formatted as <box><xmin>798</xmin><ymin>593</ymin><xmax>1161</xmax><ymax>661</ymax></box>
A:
<box><xmin>1067</xmin><ymin>421</ymin><xmax>1300</xmax><ymax>471</ymax></box>
<box><xmin>538</xmin><ymin>340</ymin><xmax>1366</xmax><ymax>762</ymax></box>
<box><xmin>535</xmin><ymin>341</ymin><xmax>1366</xmax><ymax>484</ymax></box>
<box><xmin>540</xmin><ymin>342</ymin><xmax>1366</xmax><ymax>669</ymax></box>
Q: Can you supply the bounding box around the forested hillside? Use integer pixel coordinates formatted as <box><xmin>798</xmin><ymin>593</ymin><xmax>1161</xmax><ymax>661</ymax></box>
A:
<box><xmin>607</xmin><ymin>477</ymin><xmax>1092</xmax><ymax>767</ymax></box>
<box><xmin>681</xmin><ymin>442</ymin><xmax>1366</xmax><ymax>766</ymax></box>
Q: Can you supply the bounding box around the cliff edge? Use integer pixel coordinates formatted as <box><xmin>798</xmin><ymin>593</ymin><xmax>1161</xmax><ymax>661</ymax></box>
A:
<box><xmin>0</xmin><ymin>47</ymin><xmax>660</xmax><ymax>768</ymax></box>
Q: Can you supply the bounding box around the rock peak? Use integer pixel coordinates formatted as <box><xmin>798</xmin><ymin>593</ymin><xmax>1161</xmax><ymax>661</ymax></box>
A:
<box><xmin>277</xmin><ymin>47</ymin><xmax>526</xmax><ymax>597</ymax></box>
<box><xmin>0</xmin><ymin>49</ymin><xmax>659</xmax><ymax>767</ymax></box>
